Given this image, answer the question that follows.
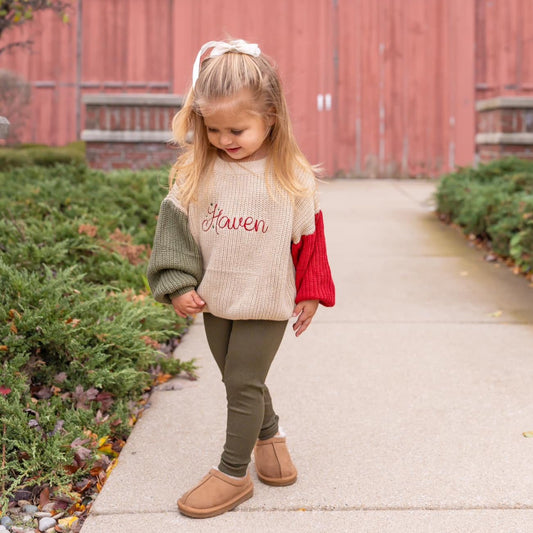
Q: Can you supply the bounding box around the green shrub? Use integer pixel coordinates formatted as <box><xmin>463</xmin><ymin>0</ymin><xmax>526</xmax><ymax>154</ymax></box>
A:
<box><xmin>436</xmin><ymin>157</ymin><xmax>533</xmax><ymax>273</ymax></box>
<box><xmin>0</xmin><ymin>141</ymin><xmax>86</xmax><ymax>168</ymax></box>
<box><xmin>0</xmin><ymin>163</ymin><xmax>191</xmax><ymax>509</ymax></box>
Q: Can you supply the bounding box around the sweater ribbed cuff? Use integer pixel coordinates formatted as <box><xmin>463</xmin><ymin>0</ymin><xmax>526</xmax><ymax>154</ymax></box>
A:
<box><xmin>152</xmin><ymin>268</ymin><xmax>198</xmax><ymax>305</ymax></box>
<box><xmin>168</xmin><ymin>286</ymin><xmax>196</xmax><ymax>301</ymax></box>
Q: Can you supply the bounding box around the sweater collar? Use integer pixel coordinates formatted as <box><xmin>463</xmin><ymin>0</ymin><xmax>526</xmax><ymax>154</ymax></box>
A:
<box><xmin>214</xmin><ymin>155</ymin><xmax>268</xmax><ymax>176</ymax></box>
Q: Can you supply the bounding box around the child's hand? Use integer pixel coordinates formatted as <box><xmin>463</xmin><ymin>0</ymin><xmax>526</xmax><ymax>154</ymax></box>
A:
<box><xmin>171</xmin><ymin>290</ymin><xmax>205</xmax><ymax>318</ymax></box>
<box><xmin>292</xmin><ymin>300</ymin><xmax>319</xmax><ymax>337</ymax></box>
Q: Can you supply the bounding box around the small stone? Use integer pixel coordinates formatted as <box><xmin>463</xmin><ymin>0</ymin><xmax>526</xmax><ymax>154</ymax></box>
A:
<box><xmin>45</xmin><ymin>529</ymin><xmax>55</xmax><ymax>533</ymax></box>
<box><xmin>0</xmin><ymin>525</ymin><xmax>10</xmax><ymax>533</ymax></box>
<box><xmin>22</xmin><ymin>504</ymin><xmax>39</xmax><ymax>515</ymax></box>
<box><xmin>21</xmin><ymin>514</ymin><xmax>34</xmax><ymax>523</ymax></box>
<box><xmin>38</xmin><ymin>517</ymin><xmax>56</xmax><ymax>531</ymax></box>
<box><xmin>41</xmin><ymin>503</ymin><xmax>56</xmax><ymax>513</ymax></box>
<box><xmin>34</xmin><ymin>511</ymin><xmax>52</xmax><ymax>518</ymax></box>
<box><xmin>0</xmin><ymin>516</ymin><xmax>13</xmax><ymax>528</ymax></box>
<box><xmin>17</xmin><ymin>499</ymin><xmax>31</xmax><ymax>508</ymax></box>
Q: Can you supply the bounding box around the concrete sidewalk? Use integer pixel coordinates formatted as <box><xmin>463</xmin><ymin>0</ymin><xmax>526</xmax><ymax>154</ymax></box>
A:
<box><xmin>81</xmin><ymin>180</ymin><xmax>533</xmax><ymax>533</ymax></box>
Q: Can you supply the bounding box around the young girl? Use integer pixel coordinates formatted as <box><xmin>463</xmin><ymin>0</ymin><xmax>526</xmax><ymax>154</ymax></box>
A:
<box><xmin>147</xmin><ymin>39</ymin><xmax>335</xmax><ymax>519</ymax></box>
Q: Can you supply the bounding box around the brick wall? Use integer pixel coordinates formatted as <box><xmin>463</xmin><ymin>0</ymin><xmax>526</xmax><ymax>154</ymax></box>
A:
<box><xmin>81</xmin><ymin>94</ymin><xmax>183</xmax><ymax>170</ymax></box>
<box><xmin>476</xmin><ymin>98</ymin><xmax>533</xmax><ymax>163</ymax></box>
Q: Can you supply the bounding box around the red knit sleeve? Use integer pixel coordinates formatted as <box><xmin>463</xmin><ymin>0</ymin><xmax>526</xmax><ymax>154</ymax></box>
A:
<box><xmin>291</xmin><ymin>210</ymin><xmax>335</xmax><ymax>307</ymax></box>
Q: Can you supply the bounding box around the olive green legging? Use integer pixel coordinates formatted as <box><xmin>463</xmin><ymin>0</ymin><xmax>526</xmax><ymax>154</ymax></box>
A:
<box><xmin>203</xmin><ymin>313</ymin><xmax>288</xmax><ymax>478</ymax></box>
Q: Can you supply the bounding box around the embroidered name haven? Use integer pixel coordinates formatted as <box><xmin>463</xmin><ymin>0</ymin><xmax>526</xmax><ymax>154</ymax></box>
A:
<box><xmin>202</xmin><ymin>203</ymin><xmax>269</xmax><ymax>234</ymax></box>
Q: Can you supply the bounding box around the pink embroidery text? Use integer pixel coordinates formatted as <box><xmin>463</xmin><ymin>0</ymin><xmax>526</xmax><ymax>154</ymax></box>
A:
<box><xmin>202</xmin><ymin>203</ymin><xmax>269</xmax><ymax>235</ymax></box>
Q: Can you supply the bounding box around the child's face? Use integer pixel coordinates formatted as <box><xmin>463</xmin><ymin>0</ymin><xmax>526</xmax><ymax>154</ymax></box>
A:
<box><xmin>201</xmin><ymin>90</ymin><xmax>274</xmax><ymax>162</ymax></box>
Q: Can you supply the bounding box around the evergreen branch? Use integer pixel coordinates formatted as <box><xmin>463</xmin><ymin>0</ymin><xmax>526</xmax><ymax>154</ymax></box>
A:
<box><xmin>0</xmin><ymin>39</ymin><xmax>33</xmax><ymax>55</ymax></box>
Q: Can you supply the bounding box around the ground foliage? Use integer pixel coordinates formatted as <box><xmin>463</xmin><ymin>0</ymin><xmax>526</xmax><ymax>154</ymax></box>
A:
<box><xmin>0</xmin><ymin>163</ymin><xmax>193</xmax><ymax>530</ymax></box>
<box><xmin>436</xmin><ymin>157</ymin><xmax>533</xmax><ymax>275</ymax></box>
<box><xmin>0</xmin><ymin>142</ymin><xmax>86</xmax><ymax>170</ymax></box>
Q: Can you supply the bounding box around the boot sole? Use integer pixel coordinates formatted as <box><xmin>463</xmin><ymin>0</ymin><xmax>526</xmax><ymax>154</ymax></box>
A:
<box><xmin>256</xmin><ymin>472</ymin><xmax>297</xmax><ymax>487</ymax></box>
<box><xmin>177</xmin><ymin>486</ymin><xmax>253</xmax><ymax>519</ymax></box>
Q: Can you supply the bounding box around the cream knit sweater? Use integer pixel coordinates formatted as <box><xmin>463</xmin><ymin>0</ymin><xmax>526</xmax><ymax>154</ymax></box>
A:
<box><xmin>148</xmin><ymin>157</ymin><xmax>317</xmax><ymax>321</ymax></box>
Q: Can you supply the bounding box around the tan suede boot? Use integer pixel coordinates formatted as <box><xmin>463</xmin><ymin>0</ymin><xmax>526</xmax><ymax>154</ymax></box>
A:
<box><xmin>177</xmin><ymin>468</ymin><xmax>253</xmax><ymax>518</ymax></box>
<box><xmin>253</xmin><ymin>436</ymin><xmax>297</xmax><ymax>486</ymax></box>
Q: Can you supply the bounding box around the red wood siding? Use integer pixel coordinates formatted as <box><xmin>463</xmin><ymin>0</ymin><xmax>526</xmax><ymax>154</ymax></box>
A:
<box><xmin>475</xmin><ymin>0</ymin><xmax>533</xmax><ymax>98</ymax></box>
<box><xmin>336</xmin><ymin>0</ymin><xmax>476</xmax><ymax>177</ymax></box>
<box><xmin>1</xmin><ymin>8</ymin><xmax>79</xmax><ymax>144</ymax></box>
<box><xmin>1</xmin><ymin>0</ymin><xmax>532</xmax><ymax>176</ymax></box>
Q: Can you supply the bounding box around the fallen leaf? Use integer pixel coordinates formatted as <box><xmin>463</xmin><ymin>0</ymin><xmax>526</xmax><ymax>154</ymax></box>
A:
<box><xmin>73</xmin><ymin>386</ymin><xmax>100</xmax><ymax>410</ymax></box>
<box><xmin>86</xmin><ymin>388</ymin><xmax>99</xmax><ymax>400</ymax></box>
<box><xmin>90</xmin><ymin>466</ymin><xmax>103</xmax><ymax>476</ymax></box>
<box><xmin>32</xmin><ymin>385</ymin><xmax>52</xmax><ymax>399</ymax></box>
<box><xmin>50</xmin><ymin>419</ymin><xmax>65</xmax><ymax>436</ymax></box>
<box><xmin>18</xmin><ymin>451</ymin><xmax>29</xmax><ymax>461</ymax></box>
<box><xmin>98</xmin><ymin>444</ymin><xmax>118</xmax><ymax>458</ymax></box>
<box><xmin>39</xmin><ymin>486</ymin><xmax>50</xmax><ymax>507</ymax></box>
<box><xmin>106</xmin><ymin>458</ymin><xmax>119</xmax><ymax>475</ymax></box>
<box><xmin>96</xmin><ymin>391</ymin><xmax>115</xmax><ymax>411</ymax></box>
<box><xmin>155</xmin><ymin>373</ymin><xmax>173</xmax><ymax>385</ymax></box>
<box><xmin>64</xmin><ymin>464</ymin><xmax>80</xmax><ymax>475</ymax></box>
<box><xmin>523</xmin><ymin>431</ymin><xmax>533</xmax><ymax>438</ymax></box>
<box><xmin>141</xmin><ymin>335</ymin><xmax>160</xmax><ymax>349</ymax></box>
<box><xmin>0</xmin><ymin>385</ymin><xmax>11</xmax><ymax>396</ymax></box>
<box><xmin>489</xmin><ymin>310</ymin><xmax>503</xmax><ymax>318</ymax></box>
<box><xmin>70</xmin><ymin>437</ymin><xmax>91</xmax><ymax>449</ymax></box>
<box><xmin>73</xmin><ymin>446</ymin><xmax>92</xmax><ymax>465</ymax></box>
<box><xmin>28</xmin><ymin>419</ymin><xmax>42</xmax><ymax>432</ymax></box>
<box><xmin>78</xmin><ymin>224</ymin><xmax>98</xmax><ymax>237</ymax></box>
<box><xmin>73</xmin><ymin>478</ymin><xmax>93</xmax><ymax>493</ymax></box>
<box><xmin>83</xmin><ymin>429</ymin><xmax>99</xmax><ymax>442</ymax></box>
<box><xmin>93</xmin><ymin>454</ymin><xmax>111</xmax><ymax>471</ymax></box>
<box><xmin>9</xmin><ymin>309</ymin><xmax>21</xmax><ymax>320</ymax></box>
<box><xmin>97</xmin><ymin>410</ymin><xmax>111</xmax><ymax>426</ymax></box>
<box><xmin>58</xmin><ymin>516</ymin><xmax>79</xmax><ymax>529</ymax></box>
<box><xmin>54</xmin><ymin>372</ymin><xmax>68</xmax><ymax>383</ymax></box>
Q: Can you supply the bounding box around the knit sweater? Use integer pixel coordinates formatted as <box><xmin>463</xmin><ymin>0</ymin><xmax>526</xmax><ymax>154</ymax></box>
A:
<box><xmin>147</xmin><ymin>157</ymin><xmax>335</xmax><ymax>320</ymax></box>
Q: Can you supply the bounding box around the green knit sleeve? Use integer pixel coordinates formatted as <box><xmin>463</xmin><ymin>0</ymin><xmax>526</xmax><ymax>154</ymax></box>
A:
<box><xmin>147</xmin><ymin>197</ymin><xmax>203</xmax><ymax>305</ymax></box>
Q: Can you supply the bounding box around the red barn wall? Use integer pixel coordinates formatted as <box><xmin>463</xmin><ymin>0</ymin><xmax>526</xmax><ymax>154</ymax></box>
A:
<box><xmin>1</xmin><ymin>0</ymin><xmax>532</xmax><ymax>177</ymax></box>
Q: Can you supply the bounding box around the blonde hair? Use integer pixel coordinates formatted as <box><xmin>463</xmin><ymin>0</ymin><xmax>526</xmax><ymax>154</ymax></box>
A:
<box><xmin>170</xmin><ymin>40</ymin><xmax>317</xmax><ymax>206</ymax></box>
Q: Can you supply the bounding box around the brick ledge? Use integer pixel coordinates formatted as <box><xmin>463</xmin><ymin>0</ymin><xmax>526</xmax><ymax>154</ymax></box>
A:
<box><xmin>81</xmin><ymin>130</ymin><xmax>173</xmax><ymax>143</ymax></box>
<box><xmin>476</xmin><ymin>97</ymin><xmax>533</xmax><ymax>111</ymax></box>
<box><xmin>82</xmin><ymin>93</ymin><xmax>183</xmax><ymax>107</ymax></box>
<box><xmin>475</xmin><ymin>132</ymin><xmax>533</xmax><ymax>145</ymax></box>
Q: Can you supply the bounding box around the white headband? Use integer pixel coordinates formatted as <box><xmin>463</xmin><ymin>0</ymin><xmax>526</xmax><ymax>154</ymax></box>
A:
<box><xmin>192</xmin><ymin>39</ymin><xmax>261</xmax><ymax>88</ymax></box>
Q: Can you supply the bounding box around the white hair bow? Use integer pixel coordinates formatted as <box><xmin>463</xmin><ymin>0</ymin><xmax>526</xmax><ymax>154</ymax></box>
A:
<box><xmin>192</xmin><ymin>39</ymin><xmax>261</xmax><ymax>87</ymax></box>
